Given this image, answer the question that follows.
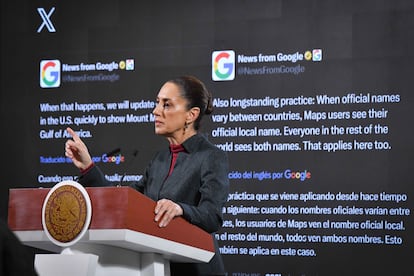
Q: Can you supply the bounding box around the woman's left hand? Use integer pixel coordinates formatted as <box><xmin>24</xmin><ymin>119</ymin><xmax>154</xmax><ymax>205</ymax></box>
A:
<box><xmin>154</xmin><ymin>198</ymin><xmax>183</xmax><ymax>227</ymax></box>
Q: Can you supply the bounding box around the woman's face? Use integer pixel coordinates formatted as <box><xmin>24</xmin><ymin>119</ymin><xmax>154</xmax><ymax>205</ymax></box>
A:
<box><xmin>153</xmin><ymin>82</ymin><xmax>189</xmax><ymax>137</ymax></box>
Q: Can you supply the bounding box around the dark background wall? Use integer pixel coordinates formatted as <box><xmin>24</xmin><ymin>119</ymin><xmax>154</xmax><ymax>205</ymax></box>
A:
<box><xmin>1</xmin><ymin>1</ymin><xmax>413</xmax><ymax>275</ymax></box>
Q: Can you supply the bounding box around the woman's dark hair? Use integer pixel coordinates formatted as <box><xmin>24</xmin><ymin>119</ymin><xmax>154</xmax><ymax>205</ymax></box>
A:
<box><xmin>168</xmin><ymin>75</ymin><xmax>213</xmax><ymax>130</ymax></box>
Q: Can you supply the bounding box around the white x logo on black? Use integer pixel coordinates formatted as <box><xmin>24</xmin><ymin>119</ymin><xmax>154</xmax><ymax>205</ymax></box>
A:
<box><xmin>37</xmin><ymin>7</ymin><xmax>56</xmax><ymax>33</ymax></box>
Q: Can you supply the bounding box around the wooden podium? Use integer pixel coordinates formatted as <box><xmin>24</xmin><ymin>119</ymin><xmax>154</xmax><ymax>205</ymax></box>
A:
<box><xmin>8</xmin><ymin>186</ymin><xmax>215</xmax><ymax>276</ymax></box>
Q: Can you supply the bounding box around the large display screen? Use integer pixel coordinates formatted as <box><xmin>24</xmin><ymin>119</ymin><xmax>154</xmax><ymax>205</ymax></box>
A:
<box><xmin>2</xmin><ymin>1</ymin><xmax>413</xmax><ymax>275</ymax></box>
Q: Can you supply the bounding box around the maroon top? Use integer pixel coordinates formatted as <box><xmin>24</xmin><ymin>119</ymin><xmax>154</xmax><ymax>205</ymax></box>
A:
<box><xmin>168</xmin><ymin>144</ymin><xmax>185</xmax><ymax>177</ymax></box>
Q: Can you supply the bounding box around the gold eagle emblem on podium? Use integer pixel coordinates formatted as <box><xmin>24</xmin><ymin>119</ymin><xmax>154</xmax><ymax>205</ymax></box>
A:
<box><xmin>42</xmin><ymin>181</ymin><xmax>92</xmax><ymax>246</ymax></box>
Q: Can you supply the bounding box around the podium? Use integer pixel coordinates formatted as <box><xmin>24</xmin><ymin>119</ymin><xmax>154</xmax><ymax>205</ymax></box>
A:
<box><xmin>8</xmin><ymin>186</ymin><xmax>215</xmax><ymax>276</ymax></box>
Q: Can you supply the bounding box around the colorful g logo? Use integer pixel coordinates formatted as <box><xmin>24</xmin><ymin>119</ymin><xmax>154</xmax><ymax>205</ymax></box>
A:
<box><xmin>40</xmin><ymin>60</ymin><xmax>61</xmax><ymax>88</ymax></box>
<box><xmin>212</xmin><ymin>50</ymin><xmax>235</xmax><ymax>81</ymax></box>
<box><xmin>312</xmin><ymin>49</ymin><xmax>322</xmax><ymax>62</ymax></box>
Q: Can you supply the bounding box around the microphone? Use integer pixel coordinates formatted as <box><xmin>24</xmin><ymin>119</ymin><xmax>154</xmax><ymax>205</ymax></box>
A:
<box><xmin>74</xmin><ymin>147</ymin><xmax>121</xmax><ymax>182</ymax></box>
<box><xmin>105</xmin><ymin>147</ymin><xmax>121</xmax><ymax>156</ymax></box>
<box><xmin>117</xmin><ymin>149</ymin><xmax>139</xmax><ymax>187</ymax></box>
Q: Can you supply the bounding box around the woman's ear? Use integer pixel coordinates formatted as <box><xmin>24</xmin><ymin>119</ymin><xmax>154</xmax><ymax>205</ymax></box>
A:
<box><xmin>187</xmin><ymin>107</ymin><xmax>200</xmax><ymax>123</ymax></box>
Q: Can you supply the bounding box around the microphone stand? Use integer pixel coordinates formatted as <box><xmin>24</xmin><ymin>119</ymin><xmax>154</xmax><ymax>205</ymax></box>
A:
<box><xmin>117</xmin><ymin>149</ymin><xmax>139</xmax><ymax>187</ymax></box>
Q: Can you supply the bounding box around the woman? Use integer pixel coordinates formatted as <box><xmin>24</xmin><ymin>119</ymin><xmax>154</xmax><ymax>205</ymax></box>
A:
<box><xmin>65</xmin><ymin>75</ymin><xmax>229</xmax><ymax>275</ymax></box>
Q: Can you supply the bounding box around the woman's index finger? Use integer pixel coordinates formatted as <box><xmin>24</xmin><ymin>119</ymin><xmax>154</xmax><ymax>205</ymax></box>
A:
<box><xmin>66</xmin><ymin>127</ymin><xmax>80</xmax><ymax>141</ymax></box>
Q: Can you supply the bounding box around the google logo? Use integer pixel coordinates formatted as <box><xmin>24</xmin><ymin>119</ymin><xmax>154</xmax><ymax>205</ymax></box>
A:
<box><xmin>40</xmin><ymin>60</ymin><xmax>61</xmax><ymax>88</ymax></box>
<box><xmin>212</xmin><ymin>50</ymin><xmax>235</xmax><ymax>81</ymax></box>
<box><xmin>101</xmin><ymin>153</ymin><xmax>125</xmax><ymax>164</ymax></box>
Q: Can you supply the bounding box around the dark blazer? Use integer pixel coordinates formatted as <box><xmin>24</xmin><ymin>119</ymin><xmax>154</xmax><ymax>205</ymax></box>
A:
<box><xmin>79</xmin><ymin>133</ymin><xmax>230</xmax><ymax>276</ymax></box>
<box><xmin>0</xmin><ymin>219</ymin><xmax>38</xmax><ymax>276</ymax></box>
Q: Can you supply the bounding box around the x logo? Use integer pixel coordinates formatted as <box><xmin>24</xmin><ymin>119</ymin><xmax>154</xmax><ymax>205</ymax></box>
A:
<box><xmin>37</xmin><ymin>7</ymin><xmax>56</xmax><ymax>33</ymax></box>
